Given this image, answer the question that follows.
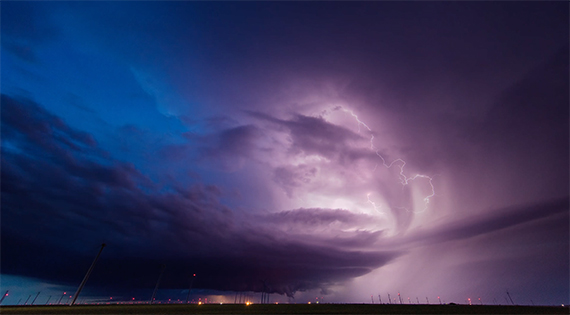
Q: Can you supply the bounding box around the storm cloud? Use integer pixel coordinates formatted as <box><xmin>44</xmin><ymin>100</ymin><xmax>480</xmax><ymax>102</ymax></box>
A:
<box><xmin>1</xmin><ymin>94</ymin><xmax>401</xmax><ymax>298</ymax></box>
<box><xmin>1</xmin><ymin>1</ymin><xmax>567</xmax><ymax>306</ymax></box>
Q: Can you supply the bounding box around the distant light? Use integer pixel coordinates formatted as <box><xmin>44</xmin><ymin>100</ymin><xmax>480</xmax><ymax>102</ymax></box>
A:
<box><xmin>308</xmin><ymin>302</ymin><xmax>311</xmax><ymax>304</ymax></box>
<box><xmin>193</xmin><ymin>274</ymin><xmax>196</xmax><ymax>277</ymax></box>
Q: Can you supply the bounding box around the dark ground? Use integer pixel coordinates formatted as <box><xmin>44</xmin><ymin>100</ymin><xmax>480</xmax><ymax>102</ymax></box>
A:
<box><xmin>0</xmin><ymin>304</ymin><xmax>568</xmax><ymax>314</ymax></box>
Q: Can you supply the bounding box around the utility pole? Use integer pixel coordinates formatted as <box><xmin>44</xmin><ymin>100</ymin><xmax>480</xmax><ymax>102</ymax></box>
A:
<box><xmin>58</xmin><ymin>292</ymin><xmax>66</xmax><ymax>305</ymax></box>
<box><xmin>31</xmin><ymin>292</ymin><xmax>41</xmax><ymax>305</ymax></box>
<box><xmin>150</xmin><ymin>264</ymin><xmax>166</xmax><ymax>304</ymax></box>
<box><xmin>0</xmin><ymin>290</ymin><xmax>8</xmax><ymax>305</ymax></box>
<box><xmin>506</xmin><ymin>290</ymin><xmax>515</xmax><ymax>305</ymax></box>
<box><xmin>186</xmin><ymin>274</ymin><xmax>196</xmax><ymax>304</ymax></box>
<box><xmin>71</xmin><ymin>243</ymin><xmax>106</xmax><ymax>306</ymax></box>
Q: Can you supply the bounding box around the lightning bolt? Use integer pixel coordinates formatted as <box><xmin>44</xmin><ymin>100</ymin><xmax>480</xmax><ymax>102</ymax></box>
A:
<box><xmin>367</xmin><ymin>193</ymin><xmax>384</xmax><ymax>214</ymax></box>
<box><xmin>340</xmin><ymin>107</ymin><xmax>436</xmax><ymax>213</ymax></box>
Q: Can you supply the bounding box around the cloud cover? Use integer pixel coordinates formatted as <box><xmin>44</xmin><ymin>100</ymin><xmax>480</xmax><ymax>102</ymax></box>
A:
<box><xmin>1</xmin><ymin>1</ymin><xmax>568</xmax><ymax>305</ymax></box>
<box><xmin>1</xmin><ymin>95</ymin><xmax>403</xmax><ymax>298</ymax></box>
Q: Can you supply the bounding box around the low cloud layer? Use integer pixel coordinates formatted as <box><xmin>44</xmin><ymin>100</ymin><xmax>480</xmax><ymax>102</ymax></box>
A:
<box><xmin>1</xmin><ymin>94</ymin><xmax>402</xmax><ymax>297</ymax></box>
<box><xmin>3</xmin><ymin>92</ymin><xmax>567</xmax><ymax>300</ymax></box>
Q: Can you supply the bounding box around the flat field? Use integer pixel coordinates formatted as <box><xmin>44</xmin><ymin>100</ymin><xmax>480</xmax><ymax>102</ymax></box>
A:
<box><xmin>0</xmin><ymin>304</ymin><xmax>568</xmax><ymax>315</ymax></box>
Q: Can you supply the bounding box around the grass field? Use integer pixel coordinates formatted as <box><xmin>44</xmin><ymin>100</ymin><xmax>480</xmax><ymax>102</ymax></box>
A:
<box><xmin>0</xmin><ymin>303</ymin><xmax>568</xmax><ymax>314</ymax></box>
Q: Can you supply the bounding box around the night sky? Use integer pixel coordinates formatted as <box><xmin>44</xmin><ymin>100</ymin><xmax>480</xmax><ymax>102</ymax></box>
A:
<box><xmin>1</xmin><ymin>1</ymin><xmax>568</xmax><ymax>306</ymax></box>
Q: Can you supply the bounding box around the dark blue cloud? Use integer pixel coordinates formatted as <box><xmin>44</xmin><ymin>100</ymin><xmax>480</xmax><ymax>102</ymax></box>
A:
<box><xmin>1</xmin><ymin>94</ymin><xmax>401</xmax><ymax>298</ymax></box>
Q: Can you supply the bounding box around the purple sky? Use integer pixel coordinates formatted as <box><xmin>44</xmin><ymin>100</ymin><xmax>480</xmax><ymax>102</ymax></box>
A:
<box><xmin>1</xmin><ymin>1</ymin><xmax>568</xmax><ymax>306</ymax></box>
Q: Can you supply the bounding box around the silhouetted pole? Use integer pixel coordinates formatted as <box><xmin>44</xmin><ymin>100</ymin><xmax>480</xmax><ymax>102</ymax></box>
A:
<box><xmin>58</xmin><ymin>292</ymin><xmax>66</xmax><ymax>305</ymax></box>
<box><xmin>506</xmin><ymin>290</ymin><xmax>515</xmax><ymax>305</ymax></box>
<box><xmin>186</xmin><ymin>274</ymin><xmax>196</xmax><ymax>304</ymax></box>
<box><xmin>24</xmin><ymin>295</ymin><xmax>31</xmax><ymax>305</ymax></box>
<box><xmin>0</xmin><ymin>290</ymin><xmax>8</xmax><ymax>305</ymax></box>
<box><xmin>31</xmin><ymin>292</ymin><xmax>41</xmax><ymax>305</ymax></box>
<box><xmin>70</xmin><ymin>243</ymin><xmax>106</xmax><ymax>306</ymax></box>
<box><xmin>45</xmin><ymin>296</ymin><xmax>52</xmax><ymax>305</ymax></box>
<box><xmin>150</xmin><ymin>264</ymin><xmax>166</xmax><ymax>304</ymax></box>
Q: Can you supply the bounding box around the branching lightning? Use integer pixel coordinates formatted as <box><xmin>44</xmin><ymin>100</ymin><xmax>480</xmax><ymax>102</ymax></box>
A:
<box><xmin>341</xmin><ymin>107</ymin><xmax>436</xmax><ymax>213</ymax></box>
<box><xmin>367</xmin><ymin>193</ymin><xmax>383</xmax><ymax>214</ymax></box>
